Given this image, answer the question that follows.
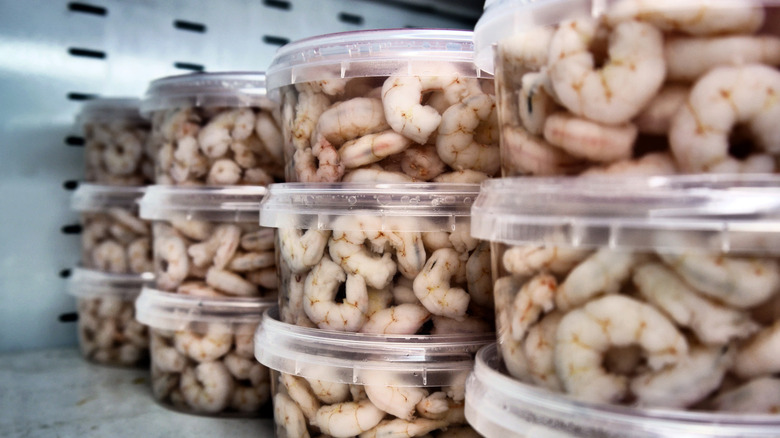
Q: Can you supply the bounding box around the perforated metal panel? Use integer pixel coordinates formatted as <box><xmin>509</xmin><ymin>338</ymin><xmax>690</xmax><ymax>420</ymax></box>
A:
<box><xmin>0</xmin><ymin>0</ymin><xmax>479</xmax><ymax>352</ymax></box>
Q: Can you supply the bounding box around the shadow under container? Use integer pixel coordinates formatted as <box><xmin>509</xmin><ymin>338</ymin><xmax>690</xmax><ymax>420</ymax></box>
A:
<box><xmin>474</xmin><ymin>0</ymin><xmax>780</xmax><ymax>177</ymax></box>
<box><xmin>71</xmin><ymin>184</ymin><xmax>152</xmax><ymax>275</ymax></box>
<box><xmin>266</xmin><ymin>28</ymin><xmax>497</xmax><ymax>183</ymax></box>
<box><xmin>138</xmin><ymin>185</ymin><xmax>277</xmax><ymax>299</ymax></box>
<box><xmin>255</xmin><ymin>307</ymin><xmax>493</xmax><ymax>438</ymax></box>
<box><xmin>67</xmin><ymin>267</ymin><xmax>153</xmax><ymax>367</ymax></box>
<box><xmin>77</xmin><ymin>97</ymin><xmax>153</xmax><ymax>186</ymax></box>
<box><xmin>135</xmin><ymin>287</ymin><xmax>275</xmax><ymax>417</ymax></box>
<box><xmin>259</xmin><ymin>183</ymin><xmax>494</xmax><ymax>335</ymax></box>
<box><xmin>470</xmin><ymin>176</ymin><xmax>780</xmax><ymax>418</ymax></box>
<box><xmin>140</xmin><ymin>72</ymin><xmax>283</xmax><ymax>186</ymax></box>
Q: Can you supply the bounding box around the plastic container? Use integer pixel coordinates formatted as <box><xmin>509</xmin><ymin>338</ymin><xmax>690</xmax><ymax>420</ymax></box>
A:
<box><xmin>67</xmin><ymin>267</ymin><xmax>153</xmax><ymax>367</ymax></box>
<box><xmin>78</xmin><ymin>97</ymin><xmax>153</xmax><ymax>186</ymax></box>
<box><xmin>138</xmin><ymin>185</ymin><xmax>276</xmax><ymax>298</ymax></box>
<box><xmin>134</xmin><ymin>287</ymin><xmax>275</xmax><ymax>417</ymax></box>
<box><xmin>71</xmin><ymin>184</ymin><xmax>152</xmax><ymax>275</ymax></box>
<box><xmin>140</xmin><ymin>72</ymin><xmax>283</xmax><ymax>186</ymax></box>
<box><xmin>265</xmin><ymin>29</ymin><xmax>497</xmax><ymax>183</ymax></box>
<box><xmin>255</xmin><ymin>307</ymin><xmax>493</xmax><ymax>437</ymax></box>
<box><xmin>471</xmin><ymin>175</ymin><xmax>780</xmax><ymax>415</ymax></box>
<box><xmin>466</xmin><ymin>343</ymin><xmax>780</xmax><ymax>438</ymax></box>
<box><xmin>474</xmin><ymin>0</ymin><xmax>780</xmax><ymax>177</ymax></box>
<box><xmin>259</xmin><ymin>182</ymin><xmax>494</xmax><ymax>334</ymax></box>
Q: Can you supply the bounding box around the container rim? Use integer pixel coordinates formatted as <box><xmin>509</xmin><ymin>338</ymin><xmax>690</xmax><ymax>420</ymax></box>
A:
<box><xmin>71</xmin><ymin>183</ymin><xmax>146</xmax><ymax>212</ymax></box>
<box><xmin>76</xmin><ymin>97</ymin><xmax>146</xmax><ymax>126</ymax></box>
<box><xmin>138</xmin><ymin>184</ymin><xmax>267</xmax><ymax>223</ymax></box>
<box><xmin>66</xmin><ymin>267</ymin><xmax>154</xmax><ymax>299</ymax></box>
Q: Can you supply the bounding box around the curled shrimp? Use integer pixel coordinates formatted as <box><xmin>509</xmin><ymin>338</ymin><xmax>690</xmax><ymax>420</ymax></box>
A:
<box><xmin>523</xmin><ymin>311</ymin><xmax>564</xmax><ymax>391</ymax></box>
<box><xmin>713</xmin><ymin>377</ymin><xmax>780</xmax><ymax>413</ymax></box>
<box><xmin>151</xmin><ymin>330</ymin><xmax>187</xmax><ymax>373</ymax></box>
<box><xmin>174</xmin><ymin>323</ymin><xmax>232</xmax><ymax>362</ymax></box>
<box><xmin>255</xmin><ymin>111</ymin><xmax>284</xmax><ymax>165</ymax></box>
<box><xmin>733</xmin><ymin>321</ymin><xmax>780</xmax><ymax>379</ymax></box>
<box><xmin>154</xmin><ymin>235</ymin><xmax>189</xmax><ymax>290</ymax></box>
<box><xmin>400</xmin><ymin>144</ymin><xmax>447</xmax><ymax>181</ymax></box>
<box><xmin>281</xmin><ymin>373</ymin><xmax>321</xmax><ymax>424</ymax></box>
<box><xmin>502</xmin><ymin>243</ymin><xmax>591</xmax><ymax>277</ymax></box>
<box><xmin>360</xmin><ymin>304</ymin><xmax>431</xmax><ymax>335</ymax></box>
<box><xmin>518</xmin><ymin>70</ymin><xmax>559</xmax><ymax>136</ymax></box>
<box><xmin>92</xmin><ymin>240</ymin><xmax>128</xmax><ymax>273</ymax></box>
<box><xmin>555</xmin><ymin>295</ymin><xmax>688</xmax><ymax>404</ymax></box>
<box><xmin>274</xmin><ymin>392</ymin><xmax>310</xmax><ymax>438</ymax></box>
<box><xmin>294</xmin><ymin>136</ymin><xmax>345</xmax><ymax>182</ymax></box>
<box><xmin>314</xmin><ymin>97</ymin><xmax>389</xmax><ymax>147</ymax></box>
<box><xmin>104</xmin><ymin>129</ymin><xmax>144</xmax><ymax>175</ymax></box>
<box><xmin>436</xmin><ymin>94</ymin><xmax>500</xmax><ymax>176</ymax></box>
<box><xmin>303</xmin><ymin>256</ymin><xmax>369</xmax><ymax>331</ymax></box>
<box><xmin>364</xmin><ymin>383</ymin><xmax>428</xmax><ymax>421</ymax></box>
<box><xmin>339</xmin><ymin>130</ymin><xmax>412</xmax><ymax>169</ymax></box>
<box><xmin>360</xmin><ymin>418</ymin><xmax>449</xmax><ymax>438</ymax></box>
<box><xmin>315</xmin><ymin>399</ymin><xmax>386</xmax><ymax>438</ymax></box>
<box><xmin>197</xmin><ymin>108</ymin><xmax>254</xmax><ymax>158</ymax></box>
<box><xmin>291</xmin><ymin>91</ymin><xmax>331</xmax><ymax>151</ymax></box>
<box><xmin>665</xmin><ymin>35</ymin><xmax>780</xmax><ymax>82</ymax></box>
<box><xmin>179</xmin><ymin>362</ymin><xmax>235</xmax><ymax>413</ymax></box>
<box><xmin>548</xmin><ymin>19</ymin><xmax>665</xmax><ymax>125</ymax></box>
<box><xmin>205</xmin><ymin>267</ymin><xmax>258</xmax><ymax>297</ymax></box>
<box><xmin>328</xmin><ymin>217</ymin><xmax>397</xmax><ymax>289</ymax></box>
<box><xmin>556</xmin><ymin>249</ymin><xmax>642</xmax><ymax>311</ymax></box>
<box><xmin>279</xmin><ymin>228</ymin><xmax>330</xmax><ymax>274</ymax></box>
<box><xmin>543</xmin><ymin>112</ymin><xmax>637</xmax><ymax>163</ymax></box>
<box><xmin>465</xmin><ymin>241</ymin><xmax>493</xmax><ymax>308</ymax></box>
<box><xmin>413</xmin><ymin>248</ymin><xmax>470</xmax><ymax>320</ymax></box>
<box><xmin>509</xmin><ymin>273</ymin><xmax>557</xmax><ymax>342</ymax></box>
<box><xmin>306</xmin><ymin>378</ymin><xmax>351</xmax><ymax>404</ymax></box>
<box><xmin>501</xmin><ymin>125</ymin><xmax>585</xmax><ymax>176</ymax></box>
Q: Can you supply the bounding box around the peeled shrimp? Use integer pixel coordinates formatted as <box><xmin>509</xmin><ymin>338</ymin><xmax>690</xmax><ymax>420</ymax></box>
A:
<box><xmin>314</xmin><ymin>97</ymin><xmax>390</xmax><ymax>147</ymax></box>
<box><xmin>316</xmin><ymin>399</ymin><xmax>386</xmax><ymax>438</ymax></box>
<box><xmin>339</xmin><ymin>130</ymin><xmax>412</xmax><ymax>169</ymax></box>
<box><xmin>279</xmin><ymin>228</ymin><xmax>330</xmax><ymax>274</ymax></box>
<box><xmin>359</xmin><ymin>418</ymin><xmax>449</xmax><ymax>438</ymax></box>
<box><xmin>436</xmin><ymin>94</ymin><xmax>500</xmax><ymax>175</ymax></box>
<box><xmin>174</xmin><ymin>324</ymin><xmax>232</xmax><ymax>362</ymax></box>
<box><xmin>542</xmin><ymin>112</ymin><xmax>637</xmax><ymax>163</ymax></box>
<box><xmin>556</xmin><ymin>249</ymin><xmax>641</xmax><ymax>311</ymax></box>
<box><xmin>154</xmin><ymin>235</ymin><xmax>189</xmax><ymax>290</ymax></box>
<box><xmin>179</xmin><ymin>362</ymin><xmax>235</xmax><ymax>413</ymax></box>
<box><xmin>581</xmin><ymin>152</ymin><xmax>677</xmax><ymax>176</ymax></box>
<box><xmin>665</xmin><ymin>35</ymin><xmax>780</xmax><ymax>82</ymax></box>
<box><xmin>400</xmin><ymin>145</ymin><xmax>447</xmax><ymax>181</ymax></box>
<box><xmin>294</xmin><ymin>136</ymin><xmax>345</xmax><ymax>182</ymax></box>
<box><xmin>274</xmin><ymin>392</ymin><xmax>311</xmax><ymax>438</ymax></box>
<box><xmin>413</xmin><ymin>248</ymin><xmax>470</xmax><ymax>320</ymax></box>
<box><xmin>360</xmin><ymin>303</ymin><xmax>431</xmax><ymax>335</ymax></box>
<box><xmin>502</xmin><ymin>244</ymin><xmax>591</xmax><ymax>277</ymax></box>
<box><xmin>509</xmin><ymin>273</ymin><xmax>557</xmax><ymax>341</ymax></box>
<box><xmin>501</xmin><ymin>125</ymin><xmax>584</xmax><ymax>176</ymax></box>
<box><xmin>303</xmin><ymin>256</ymin><xmax>369</xmax><ymax>331</ymax></box>
<box><xmin>365</xmin><ymin>384</ymin><xmax>428</xmax><ymax>421</ymax></box>
<box><xmin>733</xmin><ymin>321</ymin><xmax>780</xmax><ymax>379</ymax></box>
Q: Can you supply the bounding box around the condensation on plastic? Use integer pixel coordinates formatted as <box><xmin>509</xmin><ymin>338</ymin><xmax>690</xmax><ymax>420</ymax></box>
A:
<box><xmin>266</xmin><ymin>28</ymin><xmax>490</xmax><ymax>90</ymax></box>
<box><xmin>259</xmin><ymin>182</ymin><xmax>480</xmax><ymax>232</ymax></box>
<box><xmin>67</xmin><ymin>267</ymin><xmax>154</xmax><ymax>300</ymax></box>
<box><xmin>465</xmin><ymin>343</ymin><xmax>780</xmax><ymax>438</ymax></box>
<box><xmin>255</xmin><ymin>308</ymin><xmax>493</xmax><ymax>387</ymax></box>
<box><xmin>471</xmin><ymin>175</ymin><xmax>780</xmax><ymax>255</ymax></box>
<box><xmin>139</xmin><ymin>72</ymin><xmax>275</xmax><ymax>117</ymax></box>
<box><xmin>71</xmin><ymin>184</ymin><xmax>146</xmax><ymax>213</ymax></box>
<box><xmin>138</xmin><ymin>185</ymin><xmax>267</xmax><ymax>223</ymax></box>
<box><xmin>135</xmin><ymin>287</ymin><xmax>274</xmax><ymax>331</ymax></box>
<box><xmin>76</xmin><ymin>97</ymin><xmax>146</xmax><ymax>128</ymax></box>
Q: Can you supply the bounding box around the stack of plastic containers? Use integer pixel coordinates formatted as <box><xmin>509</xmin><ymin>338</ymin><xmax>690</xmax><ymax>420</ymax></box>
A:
<box><xmin>467</xmin><ymin>0</ymin><xmax>780</xmax><ymax>436</ymax></box>
<box><xmin>256</xmin><ymin>29</ymin><xmax>497</xmax><ymax>436</ymax></box>
<box><xmin>134</xmin><ymin>72</ymin><xmax>280</xmax><ymax>417</ymax></box>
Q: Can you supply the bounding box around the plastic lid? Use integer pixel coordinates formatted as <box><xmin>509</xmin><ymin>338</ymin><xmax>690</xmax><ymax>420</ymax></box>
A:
<box><xmin>67</xmin><ymin>267</ymin><xmax>154</xmax><ymax>299</ymax></box>
<box><xmin>465</xmin><ymin>343</ymin><xmax>780</xmax><ymax>438</ymax></box>
<box><xmin>266</xmin><ymin>28</ymin><xmax>490</xmax><ymax>90</ymax></box>
<box><xmin>134</xmin><ymin>287</ymin><xmax>274</xmax><ymax>330</ymax></box>
<box><xmin>138</xmin><ymin>185</ymin><xmax>267</xmax><ymax>223</ymax></box>
<box><xmin>471</xmin><ymin>175</ymin><xmax>780</xmax><ymax>254</ymax></box>
<box><xmin>140</xmin><ymin>72</ymin><xmax>274</xmax><ymax>116</ymax></box>
<box><xmin>76</xmin><ymin>97</ymin><xmax>146</xmax><ymax>126</ymax></box>
<box><xmin>255</xmin><ymin>308</ymin><xmax>493</xmax><ymax>387</ymax></box>
<box><xmin>71</xmin><ymin>184</ymin><xmax>146</xmax><ymax>212</ymax></box>
<box><xmin>259</xmin><ymin>183</ymin><xmax>479</xmax><ymax>232</ymax></box>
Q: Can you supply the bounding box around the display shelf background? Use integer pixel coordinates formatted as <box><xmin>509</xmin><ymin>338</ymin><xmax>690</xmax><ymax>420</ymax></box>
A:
<box><xmin>0</xmin><ymin>0</ymin><xmax>481</xmax><ymax>352</ymax></box>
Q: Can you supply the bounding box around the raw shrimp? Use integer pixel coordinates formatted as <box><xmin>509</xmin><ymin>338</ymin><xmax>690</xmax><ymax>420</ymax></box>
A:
<box><xmin>556</xmin><ymin>249</ymin><xmax>641</xmax><ymax>311</ymax></box>
<box><xmin>171</xmin><ymin>218</ymin><xmax>212</xmax><ymax>241</ymax></box>
<box><xmin>543</xmin><ymin>112</ymin><xmax>637</xmax><ymax>163</ymax></box>
<box><xmin>108</xmin><ymin>208</ymin><xmax>149</xmax><ymax>235</ymax></box>
<box><xmin>581</xmin><ymin>152</ymin><xmax>677</xmax><ymax>176</ymax></box>
<box><xmin>306</xmin><ymin>379</ymin><xmax>351</xmax><ymax>404</ymax></box>
<box><xmin>509</xmin><ymin>273</ymin><xmax>557</xmax><ymax>341</ymax></box>
<box><xmin>343</xmin><ymin>167</ymin><xmax>416</xmax><ymax>183</ymax></box>
<box><xmin>669</xmin><ymin>64</ymin><xmax>780</xmax><ymax>173</ymax></box>
<box><xmin>665</xmin><ymin>35</ymin><xmax>780</xmax><ymax>82</ymax></box>
<box><xmin>171</xmin><ymin>136</ymin><xmax>208</xmax><ymax>182</ymax></box>
<box><xmin>228</xmin><ymin>251</ymin><xmax>275</xmax><ymax>272</ymax></box>
<box><xmin>365</xmin><ymin>384</ymin><xmax>428</xmax><ymax>421</ymax></box>
<box><xmin>502</xmin><ymin>244</ymin><xmax>591</xmax><ymax>277</ymax></box>
<box><xmin>339</xmin><ymin>130</ymin><xmax>412</xmax><ymax>169</ymax></box>
<box><xmin>436</xmin><ymin>94</ymin><xmax>500</xmax><ymax>175</ymax></box>
<box><xmin>233</xmin><ymin>323</ymin><xmax>256</xmax><ymax>359</ymax></box>
<box><xmin>279</xmin><ymin>228</ymin><xmax>330</xmax><ymax>274</ymax></box>
<box><xmin>151</xmin><ymin>331</ymin><xmax>187</xmax><ymax>373</ymax></box>
<box><xmin>328</xmin><ymin>217</ymin><xmax>397</xmax><ymax>289</ymax></box>
<box><xmin>431</xmin><ymin>170</ymin><xmax>490</xmax><ymax>184</ymax></box>
<box><xmin>634</xmin><ymin>86</ymin><xmax>689</xmax><ymax>136</ymax></box>
<box><xmin>465</xmin><ymin>241</ymin><xmax>493</xmax><ymax>308</ymax></box>
<box><xmin>154</xmin><ymin>235</ymin><xmax>189</xmax><ymax>290</ymax></box>
<box><xmin>733</xmin><ymin>321</ymin><xmax>780</xmax><ymax>379</ymax></box>
<box><xmin>207</xmin><ymin>158</ymin><xmax>242</xmax><ymax>185</ymax></box>
<box><xmin>314</xmin><ymin>98</ymin><xmax>389</xmax><ymax>146</ymax></box>
<box><xmin>555</xmin><ymin>295</ymin><xmax>688</xmax><ymax>404</ymax></box>
<box><xmin>413</xmin><ymin>248</ymin><xmax>470</xmax><ymax>320</ymax></box>
<box><xmin>501</xmin><ymin>125</ymin><xmax>585</xmax><ymax>176</ymax></box>
<box><xmin>92</xmin><ymin>240</ymin><xmax>128</xmax><ymax>273</ymax></box>
<box><xmin>360</xmin><ymin>304</ymin><xmax>431</xmax><ymax>335</ymax></box>
<box><xmin>360</xmin><ymin>418</ymin><xmax>449</xmax><ymax>438</ymax></box>
<box><xmin>548</xmin><ymin>19</ymin><xmax>665</xmax><ymax>125</ymax></box>
<box><xmin>524</xmin><ymin>312</ymin><xmax>564</xmax><ymax>391</ymax></box>
<box><xmin>197</xmin><ymin>108</ymin><xmax>254</xmax><ymax>158</ymax></box>
<box><xmin>205</xmin><ymin>267</ymin><xmax>258</xmax><ymax>297</ymax></box>
<box><xmin>633</xmin><ymin>263</ymin><xmax>759</xmax><ymax>345</ymax></box>
<box><xmin>416</xmin><ymin>391</ymin><xmax>466</xmax><ymax>424</ymax></box>
<box><xmin>127</xmin><ymin>238</ymin><xmax>153</xmax><ymax>274</ymax></box>
<box><xmin>400</xmin><ymin>145</ymin><xmax>447</xmax><ymax>181</ymax></box>
<box><xmin>316</xmin><ymin>399</ymin><xmax>386</xmax><ymax>438</ymax></box>
<box><xmin>303</xmin><ymin>256</ymin><xmax>369</xmax><ymax>331</ymax></box>
<box><xmin>386</xmin><ymin>221</ymin><xmax>426</xmax><ymax>280</ymax></box>
<box><xmin>281</xmin><ymin>374</ymin><xmax>321</xmax><ymax>423</ymax></box>
<box><xmin>297</xmin><ymin>76</ymin><xmax>349</xmax><ymax>96</ymax></box>
<box><xmin>518</xmin><ymin>71</ymin><xmax>558</xmax><ymax>136</ymax></box>
<box><xmin>255</xmin><ymin>111</ymin><xmax>284</xmax><ymax>164</ymax></box>
<box><xmin>294</xmin><ymin>137</ymin><xmax>345</xmax><ymax>182</ymax></box>
<box><xmin>498</xmin><ymin>26</ymin><xmax>555</xmax><ymax>71</ymax></box>
<box><xmin>180</xmin><ymin>362</ymin><xmax>235</xmax><ymax>413</ymax></box>
<box><xmin>291</xmin><ymin>92</ymin><xmax>331</xmax><ymax>151</ymax></box>
<box><xmin>712</xmin><ymin>377</ymin><xmax>780</xmax><ymax>413</ymax></box>
<box><xmin>174</xmin><ymin>324</ymin><xmax>232</xmax><ymax>362</ymax></box>
<box><xmin>274</xmin><ymin>392</ymin><xmax>311</xmax><ymax>438</ymax></box>
<box><xmin>104</xmin><ymin>130</ymin><xmax>143</xmax><ymax>175</ymax></box>
<box><xmin>231</xmin><ymin>380</ymin><xmax>270</xmax><ymax>413</ymax></box>
<box><xmin>240</xmin><ymin>228</ymin><xmax>275</xmax><ymax>252</ymax></box>
<box><xmin>658</xmin><ymin>249</ymin><xmax>780</xmax><ymax>308</ymax></box>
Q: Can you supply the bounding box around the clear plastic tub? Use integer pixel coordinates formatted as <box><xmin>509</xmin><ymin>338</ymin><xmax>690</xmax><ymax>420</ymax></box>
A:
<box><xmin>140</xmin><ymin>72</ymin><xmax>283</xmax><ymax>186</ymax></box>
<box><xmin>259</xmin><ymin>182</ymin><xmax>494</xmax><ymax>334</ymax></box>
<box><xmin>466</xmin><ymin>343</ymin><xmax>780</xmax><ymax>438</ymax></box>
<box><xmin>255</xmin><ymin>307</ymin><xmax>493</xmax><ymax>437</ymax></box>
<box><xmin>67</xmin><ymin>267</ymin><xmax>153</xmax><ymax>367</ymax></box>
<box><xmin>134</xmin><ymin>287</ymin><xmax>275</xmax><ymax>417</ymax></box>
<box><xmin>265</xmin><ymin>29</ymin><xmax>497</xmax><ymax>183</ymax></box>
<box><xmin>138</xmin><ymin>185</ymin><xmax>276</xmax><ymax>298</ymax></box>
<box><xmin>474</xmin><ymin>0</ymin><xmax>780</xmax><ymax>177</ymax></box>
<box><xmin>471</xmin><ymin>175</ymin><xmax>780</xmax><ymax>416</ymax></box>
<box><xmin>77</xmin><ymin>97</ymin><xmax>153</xmax><ymax>186</ymax></box>
<box><xmin>71</xmin><ymin>184</ymin><xmax>152</xmax><ymax>275</ymax></box>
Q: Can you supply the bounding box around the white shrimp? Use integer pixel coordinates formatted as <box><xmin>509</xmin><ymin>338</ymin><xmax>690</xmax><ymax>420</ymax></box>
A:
<box><xmin>524</xmin><ymin>311</ymin><xmax>564</xmax><ymax>391</ymax></box>
<box><xmin>360</xmin><ymin>304</ymin><xmax>431</xmax><ymax>335</ymax></box>
<box><xmin>255</xmin><ymin>111</ymin><xmax>284</xmax><ymax>164</ymax></box>
<box><xmin>281</xmin><ymin>373</ymin><xmax>321</xmax><ymax>424</ymax></box>
<box><xmin>306</xmin><ymin>379</ymin><xmax>351</xmax><ymax>404</ymax></box>
<box><xmin>386</xmin><ymin>222</ymin><xmax>426</xmax><ymax>280</ymax></box>
<box><xmin>176</xmin><ymin>281</ymin><xmax>223</xmax><ymax>298</ymax></box>
<box><xmin>633</xmin><ymin>263</ymin><xmax>760</xmax><ymax>345</ymax></box>
<box><xmin>274</xmin><ymin>392</ymin><xmax>311</xmax><ymax>438</ymax></box>
<box><xmin>733</xmin><ymin>321</ymin><xmax>780</xmax><ymax>379</ymax></box>
<box><xmin>247</xmin><ymin>268</ymin><xmax>278</xmax><ymax>291</ymax></box>
<box><xmin>502</xmin><ymin>244</ymin><xmax>591</xmax><ymax>277</ymax></box>
<box><xmin>127</xmin><ymin>238</ymin><xmax>153</xmax><ymax>274</ymax></box>
<box><xmin>328</xmin><ymin>217</ymin><xmax>398</xmax><ymax>289</ymax></box>
<box><xmin>548</xmin><ymin>19</ymin><xmax>665</xmax><ymax>125</ymax></box>
<box><xmin>171</xmin><ymin>136</ymin><xmax>209</xmax><ymax>182</ymax></box>
<box><xmin>631</xmin><ymin>345</ymin><xmax>735</xmax><ymax>408</ymax></box>
<box><xmin>416</xmin><ymin>392</ymin><xmax>466</xmax><ymax>424</ymax></box>
<box><xmin>518</xmin><ymin>70</ymin><xmax>558</xmax><ymax>136</ymax></box>
<box><xmin>197</xmin><ymin>108</ymin><xmax>254</xmax><ymax>158</ymax></box>
<box><xmin>231</xmin><ymin>380</ymin><xmax>271</xmax><ymax>413</ymax></box>
<box><xmin>712</xmin><ymin>377</ymin><xmax>780</xmax><ymax>414</ymax></box>
<box><xmin>665</xmin><ymin>35</ymin><xmax>780</xmax><ymax>83</ymax></box>
<box><xmin>581</xmin><ymin>152</ymin><xmax>677</xmax><ymax>176</ymax></box>
<box><xmin>400</xmin><ymin>145</ymin><xmax>447</xmax><ymax>181</ymax></box>
<box><xmin>634</xmin><ymin>85</ymin><xmax>689</xmax><ymax>136</ymax></box>
<box><xmin>431</xmin><ymin>170</ymin><xmax>490</xmax><ymax>184</ymax></box>
<box><xmin>228</xmin><ymin>251</ymin><xmax>275</xmax><ymax>272</ymax></box>
<box><xmin>436</xmin><ymin>94</ymin><xmax>500</xmax><ymax>175</ymax></box>
<box><xmin>669</xmin><ymin>64</ymin><xmax>780</xmax><ymax>173</ymax></box>
<box><xmin>294</xmin><ymin>136</ymin><xmax>345</xmax><ymax>182</ymax></box>
<box><xmin>180</xmin><ymin>362</ymin><xmax>235</xmax><ymax>413</ymax></box>
<box><xmin>151</xmin><ymin>331</ymin><xmax>187</xmax><ymax>373</ymax></box>
<box><xmin>108</xmin><ymin>208</ymin><xmax>148</xmax><ymax>235</ymax></box>
<box><xmin>555</xmin><ymin>295</ymin><xmax>688</xmax><ymax>404</ymax></box>
<box><xmin>509</xmin><ymin>273</ymin><xmax>557</xmax><ymax>341</ymax></box>
<box><xmin>279</xmin><ymin>228</ymin><xmax>330</xmax><ymax>274</ymax></box>
<box><xmin>297</xmin><ymin>77</ymin><xmax>349</xmax><ymax>96</ymax></box>
<box><xmin>556</xmin><ymin>249</ymin><xmax>641</xmax><ymax>311</ymax></box>
<box><xmin>314</xmin><ymin>98</ymin><xmax>390</xmax><ymax>147</ymax></box>
<box><xmin>365</xmin><ymin>383</ymin><xmax>428</xmax><ymax>421</ymax></box>
<box><xmin>343</xmin><ymin>167</ymin><xmax>416</xmax><ymax>183</ymax></box>
<box><xmin>160</xmin><ymin>107</ymin><xmax>201</xmax><ymax>140</ymax></box>
<box><xmin>316</xmin><ymin>399</ymin><xmax>386</xmax><ymax>438</ymax></box>
<box><xmin>240</xmin><ymin>228</ymin><xmax>275</xmax><ymax>252</ymax></box>
<box><xmin>392</xmin><ymin>277</ymin><xmax>420</xmax><ymax>305</ymax></box>
<box><xmin>233</xmin><ymin>323</ymin><xmax>256</xmax><ymax>359</ymax></box>
<box><xmin>339</xmin><ymin>130</ymin><xmax>412</xmax><ymax>169</ymax></box>
<box><xmin>174</xmin><ymin>324</ymin><xmax>232</xmax><ymax>362</ymax></box>
<box><xmin>291</xmin><ymin>91</ymin><xmax>331</xmax><ymax>151</ymax></box>
<box><xmin>304</xmin><ymin>256</ymin><xmax>369</xmax><ymax>331</ymax></box>
<box><xmin>498</xmin><ymin>26</ymin><xmax>555</xmax><ymax>71</ymax></box>
<box><xmin>605</xmin><ymin>0</ymin><xmax>765</xmax><ymax>36</ymax></box>
<box><xmin>154</xmin><ymin>235</ymin><xmax>189</xmax><ymax>290</ymax></box>
<box><xmin>205</xmin><ymin>267</ymin><xmax>258</xmax><ymax>297</ymax></box>
<box><xmin>465</xmin><ymin>241</ymin><xmax>493</xmax><ymax>308</ymax></box>
<box><xmin>543</xmin><ymin>112</ymin><xmax>637</xmax><ymax>163</ymax></box>
<box><xmin>230</xmin><ymin>139</ymin><xmax>258</xmax><ymax>169</ymax></box>
<box><xmin>413</xmin><ymin>248</ymin><xmax>470</xmax><ymax>320</ymax></box>
<box><xmin>170</xmin><ymin>218</ymin><xmax>212</xmax><ymax>241</ymax></box>
<box><xmin>360</xmin><ymin>418</ymin><xmax>449</xmax><ymax>438</ymax></box>
<box><xmin>104</xmin><ymin>130</ymin><xmax>143</xmax><ymax>175</ymax></box>
<box><xmin>658</xmin><ymin>250</ymin><xmax>780</xmax><ymax>308</ymax></box>
<box><xmin>92</xmin><ymin>240</ymin><xmax>128</xmax><ymax>273</ymax></box>
<box><xmin>501</xmin><ymin>125</ymin><xmax>585</xmax><ymax>176</ymax></box>
<box><xmin>207</xmin><ymin>158</ymin><xmax>242</xmax><ymax>185</ymax></box>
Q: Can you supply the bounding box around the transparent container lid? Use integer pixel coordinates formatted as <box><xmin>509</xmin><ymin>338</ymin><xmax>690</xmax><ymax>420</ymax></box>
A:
<box><xmin>138</xmin><ymin>185</ymin><xmax>267</xmax><ymax>223</ymax></box>
<box><xmin>266</xmin><ymin>28</ymin><xmax>490</xmax><ymax>90</ymax></box>
<box><xmin>255</xmin><ymin>308</ymin><xmax>493</xmax><ymax>387</ymax></box>
<box><xmin>140</xmin><ymin>71</ymin><xmax>274</xmax><ymax>116</ymax></box>
<box><xmin>259</xmin><ymin>183</ymin><xmax>479</xmax><ymax>232</ymax></box>
<box><xmin>71</xmin><ymin>184</ymin><xmax>146</xmax><ymax>212</ymax></box>
<box><xmin>67</xmin><ymin>267</ymin><xmax>154</xmax><ymax>300</ymax></box>
<box><xmin>135</xmin><ymin>287</ymin><xmax>274</xmax><ymax>330</ymax></box>
<box><xmin>76</xmin><ymin>97</ymin><xmax>145</xmax><ymax>126</ymax></box>
<box><xmin>471</xmin><ymin>175</ymin><xmax>780</xmax><ymax>255</ymax></box>
<box><xmin>465</xmin><ymin>343</ymin><xmax>780</xmax><ymax>438</ymax></box>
